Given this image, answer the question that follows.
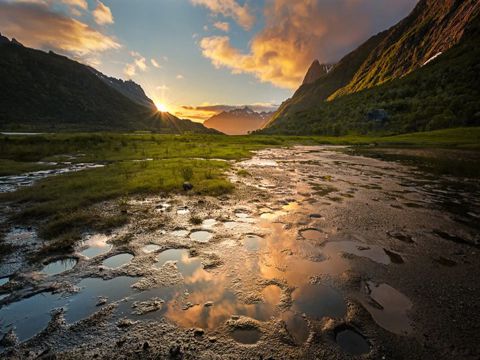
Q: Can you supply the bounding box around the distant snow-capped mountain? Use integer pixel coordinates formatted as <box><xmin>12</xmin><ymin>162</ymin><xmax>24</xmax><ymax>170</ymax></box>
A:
<box><xmin>204</xmin><ymin>106</ymin><xmax>274</xmax><ymax>135</ymax></box>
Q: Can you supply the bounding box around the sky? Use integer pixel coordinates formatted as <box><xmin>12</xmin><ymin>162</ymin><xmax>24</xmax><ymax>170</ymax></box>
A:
<box><xmin>0</xmin><ymin>0</ymin><xmax>418</xmax><ymax>122</ymax></box>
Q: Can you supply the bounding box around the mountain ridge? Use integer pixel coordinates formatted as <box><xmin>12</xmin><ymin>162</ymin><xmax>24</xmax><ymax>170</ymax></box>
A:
<box><xmin>0</xmin><ymin>36</ymin><xmax>217</xmax><ymax>134</ymax></box>
<box><xmin>262</xmin><ymin>0</ymin><xmax>480</xmax><ymax>134</ymax></box>
<box><xmin>204</xmin><ymin>106</ymin><xmax>273</xmax><ymax>135</ymax></box>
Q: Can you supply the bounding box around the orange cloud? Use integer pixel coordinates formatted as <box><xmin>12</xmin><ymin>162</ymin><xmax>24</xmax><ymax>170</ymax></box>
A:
<box><xmin>93</xmin><ymin>0</ymin><xmax>114</xmax><ymax>25</ymax></box>
<box><xmin>191</xmin><ymin>0</ymin><xmax>255</xmax><ymax>30</ymax></box>
<box><xmin>199</xmin><ymin>0</ymin><xmax>418</xmax><ymax>89</ymax></box>
<box><xmin>0</xmin><ymin>2</ymin><xmax>120</xmax><ymax>56</ymax></box>
<box><xmin>213</xmin><ymin>21</ymin><xmax>230</xmax><ymax>32</ymax></box>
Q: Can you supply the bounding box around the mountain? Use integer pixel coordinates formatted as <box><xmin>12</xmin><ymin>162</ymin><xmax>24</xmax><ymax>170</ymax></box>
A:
<box><xmin>89</xmin><ymin>68</ymin><xmax>157</xmax><ymax>110</ymax></box>
<box><xmin>0</xmin><ymin>34</ymin><xmax>217</xmax><ymax>134</ymax></box>
<box><xmin>302</xmin><ymin>60</ymin><xmax>333</xmax><ymax>85</ymax></box>
<box><xmin>263</xmin><ymin>0</ymin><xmax>480</xmax><ymax>135</ymax></box>
<box><xmin>203</xmin><ymin>107</ymin><xmax>274</xmax><ymax>135</ymax></box>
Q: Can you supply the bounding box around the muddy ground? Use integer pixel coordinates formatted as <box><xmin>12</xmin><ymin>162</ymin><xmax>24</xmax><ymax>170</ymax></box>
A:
<box><xmin>0</xmin><ymin>146</ymin><xmax>479</xmax><ymax>359</ymax></box>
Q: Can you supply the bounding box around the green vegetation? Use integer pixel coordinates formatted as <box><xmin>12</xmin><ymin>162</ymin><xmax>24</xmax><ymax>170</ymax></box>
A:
<box><xmin>0</xmin><ymin>130</ymin><xmax>478</xmax><ymax>258</ymax></box>
<box><xmin>263</xmin><ymin>7</ymin><xmax>480</xmax><ymax>136</ymax></box>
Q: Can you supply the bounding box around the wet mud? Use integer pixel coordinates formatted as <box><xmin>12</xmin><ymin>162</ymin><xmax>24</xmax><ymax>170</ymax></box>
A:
<box><xmin>0</xmin><ymin>146</ymin><xmax>479</xmax><ymax>359</ymax></box>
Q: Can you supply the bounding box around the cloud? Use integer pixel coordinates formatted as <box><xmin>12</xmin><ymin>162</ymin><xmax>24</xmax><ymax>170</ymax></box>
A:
<box><xmin>151</xmin><ymin>58</ymin><xmax>161</xmax><ymax>68</ymax></box>
<box><xmin>156</xmin><ymin>85</ymin><xmax>169</xmax><ymax>91</ymax></box>
<box><xmin>199</xmin><ymin>0</ymin><xmax>418</xmax><ymax>89</ymax></box>
<box><xmin>191</xmin><ymin>0</ymin><xmax>255</xmax><ymax>30</ymax></box>
<box><xmin>62</xmin><ymin>0</ymin><xmax>88</xmax><ymax>10</ymax></box>
<box><xmin>213</xmin><ymin>21</ymin><xmax>230</xmax><ymax>32</ymax></box>
<box><xmin>124</xmin><ymin>63</ymin><xmax>136</xmax><ymax>77</ymax></box>
<box><xmin>93</xmin><ymin>0</ymin><xmax>114</xmax><ymax>25</ymax></box>
<box><xmin>0</xmin><ymin>2</ymin><xmax>120</xmax><ymax>56</ymax></box>
<box><xmin>176</xmin><ymin>74</ymin><xmax>185</xmax><ymax>79</ymax></box>
<box><xmin>123</xmin><ymin>51</ymin><xmax>148</xmax><ymax>78</ymax></box>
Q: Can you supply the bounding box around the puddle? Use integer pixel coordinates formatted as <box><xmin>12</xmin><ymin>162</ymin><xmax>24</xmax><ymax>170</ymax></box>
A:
<box><xmin>0</xmin><ymin>277</ymin><xmax>9</xmax><ymax>286</ymax></box>
<box><xmin>335</xmin><ymin>326</ymin><xmax>370</xmax><ymax>355</ymax></box>
<box><xmin>41</xmin><ymin>258</ymin><xmax>77</xmax><ymax>276</ymax></box>
<box><xmin>202</xmin><ymin>219</ymin><xmax>217</xmax><ymax>228</ymax></box>
<box><xmin>235</xmin><ymin>212</ymin><xmax>251</xmax><ymax>219</ymax></box>
<box><xmin>231</xmin><ymin>328</ymin><xmax>262</xmax><ymax>344</ymax></box>
<box><xmin>299</xmin><ymin>229</ymin><xmax>323</xmax><ymax>241</ymax></box>
<box><xmin>0</xmin><ymin>277</ymin><xmax>137</xmax><ymax>342</ymax></box>
<box><xmin>80</xmin><ymin>234</ymin><xmax>113</xmax><ymax>258</ymax></box>
<box><xmin>282</xmin><ymin>311</ymin><xmax>310</xmax><ymax>344</ymax></box>
<box><xmin>362</xmin><ymin>282</ymin><xmax>412</xmax><ymax>335</ymax></box>
<box><xmin>292</xmin><ymin>284</ymin><xmax>346</xmax><ymax>320</ymax></box>
<box><xmin>102</xmin><ymin>253</ymin><xmax>134</xmax><ymax>269</ymax></box>
<box><xmin>244</xmin><ymin>235</ymin><xmax>265</xmax><ymax>252</ymax></box>
<box><xmin>190</xmin><ymin>231</ymin><xmax>213</xmax><ymax>243</ymax></box>
<box><xmin>171</xmin><ymin>229</ymin><xmax>189</xmax><ymax>237</ymax></box>
<box><xmin>143</xmin><ymin>244</ymin><xmax>161</xmax><ymax>253</ymax></box>
<box><xmin>239</xmin><ymin>158</ymin><xmax>278</xmax><ymax>167</ymax></box>
<box><xmin>177</xmin><ymin>208</ymin><xmax>190</xmax><ymax>215</ymax></box>
<box><xmin>0</xmin><ymin>163</ymin><xmax>104</xmax><ymax>193</ymax></box>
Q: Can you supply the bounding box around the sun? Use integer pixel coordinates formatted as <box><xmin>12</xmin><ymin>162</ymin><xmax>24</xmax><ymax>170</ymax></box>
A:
<box><xmin>155</xmin><ymin>102</ymin><xmax>168</xmax><ymax>113</ymax></box>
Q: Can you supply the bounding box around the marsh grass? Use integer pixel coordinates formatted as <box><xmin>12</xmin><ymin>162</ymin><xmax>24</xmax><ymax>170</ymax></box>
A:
<box><xmin>0</xmin><ymin>129</ymin><xmax>478</xmax><ymax>256</ymax></box>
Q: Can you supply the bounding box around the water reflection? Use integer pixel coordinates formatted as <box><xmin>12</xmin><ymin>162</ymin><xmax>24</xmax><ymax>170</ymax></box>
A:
<box><xmin>41</xmin><ymin>258</ymin><xmax>77</xmax><ymax>276</ymax></box>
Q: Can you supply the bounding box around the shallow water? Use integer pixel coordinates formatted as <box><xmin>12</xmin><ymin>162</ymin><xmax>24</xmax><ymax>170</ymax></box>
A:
<box><xmin>0</xmin><ymin>163</ymin><xmax>104</xmax><ymax>193</ymax></box>
<box><xmin>102</xmin><ymin>254</ymin><xmax>134</xmax><ymax>269</ymax></box>
<box><xmin>190</xmin><ymin>231</ymin><xmax>213</xmax><ymax>243</ymax></box>
<box><xmin>142</xmin><ymin>244</ymin><xmax>161</xmax><ymax>253</ymax></box>
<box><xmin>0</xmin><ymin>277</ymin><xmax>9</xmax><ymax>286</ymax></box>
<box><xmin>80</xmin><ymin>234</ymin><xmax>113</xmax><ymax>258</ymax></box>
<box><xmin>361</xmin><ymin>282</ymin><xmax>413</xmax><ymax>335</ymax></box>
<box><xmin>41</xmin><ymin>258</ymin><xmax>77</xmax><ymax>276</ymax></box>
<box><xmin>0</xmin><ymin>276</ymin><xmax>137</xmax><ymax>342</ymax></box>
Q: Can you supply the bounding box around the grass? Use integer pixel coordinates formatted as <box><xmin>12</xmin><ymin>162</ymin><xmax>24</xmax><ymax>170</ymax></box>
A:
<box><xmin>0</xmin><ymin>128</ymin><xmax>478</xmax><ymax>258</ymax></box>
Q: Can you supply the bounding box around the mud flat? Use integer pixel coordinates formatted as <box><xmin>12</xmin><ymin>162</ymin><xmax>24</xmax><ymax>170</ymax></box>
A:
<box><xmin>0</xmin><ymin>146</ymin><xmax>479</xmax><ymax>359</ymax></box>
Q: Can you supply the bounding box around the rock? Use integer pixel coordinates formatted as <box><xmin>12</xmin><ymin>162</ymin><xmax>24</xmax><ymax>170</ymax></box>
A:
<box><xmin>143</xmin><ymin>341</ymin><xmax>150</xmax><ymax>350</ymax></box>
<box><xmin>0</xmin><ymin>329</ymin><xmax>18</xmax><ymax>347</ymax></box>
<box><xmin>117</xmin><ymin>318</ymin><xmax>136</xmax><ymax>328</ymax></box>
<box><xmin>193</xmin><ymin>328</ymin><xmax>205</xmax><ymax>337</ymax></box>
<box><xmin>204</xmin><ymin>301</ymin><xmax>214</xmax><ymax>307</ymax></box>
<box><xmin>96</xmin><ymin>296</ymin><xmax>108</xmax><ymax>306</ymax></box>
<box><xmin>183</xmin><ymin>182</ymin><xmax>193</xmax><ymax>191</ymax></box>
<box><xmin>169</xmin><ymin>344</ymin><xmax>182</xmax><ymax>358</ymax></box>
<box><xmin>131</xmin><ymin>297</ymin><xmax>164</xmax><ymax>315</ymax></box>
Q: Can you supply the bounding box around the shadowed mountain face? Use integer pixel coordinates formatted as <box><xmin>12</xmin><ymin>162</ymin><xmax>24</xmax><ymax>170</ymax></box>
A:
<box><xmin>263</xmin><ymin>0</ymin><xmax>480</xmax><ymax>134</ymax></box>
<box><xmin>0</xmin><ymin>35</ymin><xmax>217</xmax><ymax>134</ymax></box>
<box><xmin>204</xmin><ymin>107</ymin><xmax>273</xmax><ymax>135</ymax></box>
<box><xmin>302</xmin><ymin>60</ymin><xmax>333</xmax><ymax>85</ymax></box>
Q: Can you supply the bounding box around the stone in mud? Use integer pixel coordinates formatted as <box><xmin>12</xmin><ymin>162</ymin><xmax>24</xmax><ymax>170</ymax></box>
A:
<box><xmin>204</xmin><ymin>301</ymin><xmax>214</xmax><ymax>307</ymax></box>
<box><xmin>387</xmin><ymin>231</ymin><xmax>415</xmax><ymax>244</ymax></box>
<box><xmin>117</xmin><ymin>318</ymin><xmax>137</xmax><ymax>328</ymax></box>
<box><xmin>96</xmin><ymin>296</ymin><xmax>108</xmax><ymax>306</ymax></box>
<box><xmin>0</xmin><ymin>329</ymin><xmax>18</xmax><ymax>347</ymax></box>
<box><xmin>132</xmin><ymin>297</ymin><xmax>164</xmax><ymax>315</ymax></box>
<box><xmin>384</xmin><ymin>249</ymin><xmax>404</xmax><ymax>264</ymax></box>
<box><xmin>193</xmin><ymin>328</ymin><xmax>205</xmax><ymax>337</ymax></box>
<box><xmin>169</xmin><ymin>344</ymin><xmax>183</xmax><ymax>358</ymax></box>
<box><xmin>183</xmin><ymin>182</ymin><xmax>193</xmax><ymax>191</ymax></box>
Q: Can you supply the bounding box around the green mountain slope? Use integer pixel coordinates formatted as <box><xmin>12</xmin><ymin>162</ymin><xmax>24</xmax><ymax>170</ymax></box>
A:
<box><xmin>264</xmin><ymin>0</ymin><xmax>480</xmax><ymax>135</ymax></box>
<box><xmin>0</xmin><ymin>39</ymin><xmax>217</xmax><ymax>134</ymax></box>
<box><xmin>259</xmin><ymin>14</ymin><xmax>480</xmax><ymax>136</ymax></box>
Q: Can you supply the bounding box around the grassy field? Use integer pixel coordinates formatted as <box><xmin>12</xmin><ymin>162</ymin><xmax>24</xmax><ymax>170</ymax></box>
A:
<box><xmin>0</xmin><ymin>128</ymin><xmax>478</xmax><ymax>257</ymax></box>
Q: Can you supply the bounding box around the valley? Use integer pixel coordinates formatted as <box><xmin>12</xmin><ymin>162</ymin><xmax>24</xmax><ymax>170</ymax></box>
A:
<box><xmin>0</xmin><ymin>132</ymin><xmax>479</xmax><ymax>358</ymax></box>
